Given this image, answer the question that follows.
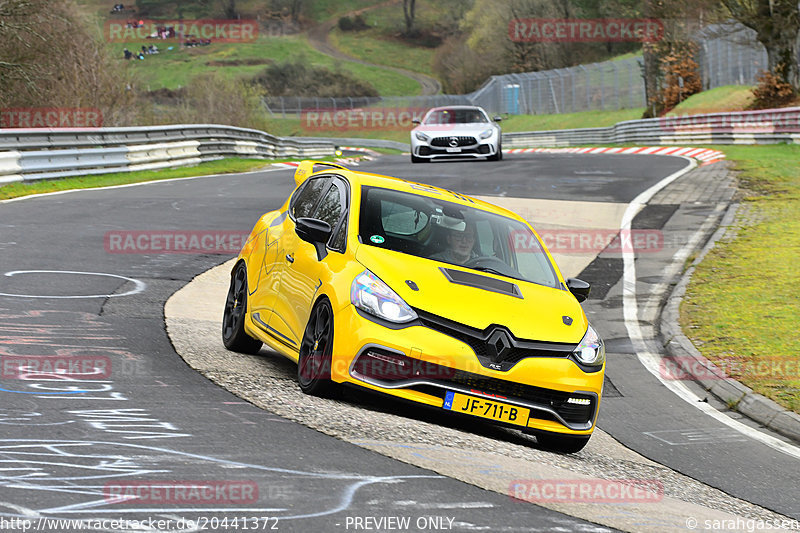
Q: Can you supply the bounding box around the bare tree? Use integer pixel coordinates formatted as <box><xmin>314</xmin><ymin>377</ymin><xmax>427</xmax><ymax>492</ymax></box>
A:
<box><xmin>0</xmin><ymin>0</ymin><xmax>137</xmax><ymax>124</ymax></box>
<box><xmin>403</xmin><ymin>0</ymin><xmax>416</xmax><ymax>34</ymax></box>
<box><xmin>721</xmin><ymin>0</ymin><xmax>800</xmax><ymax>91</ymax></box>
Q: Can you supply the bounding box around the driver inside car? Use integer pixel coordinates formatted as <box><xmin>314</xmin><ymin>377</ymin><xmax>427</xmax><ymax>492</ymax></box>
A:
<box><xmin>429</xmin><ymin>224</ymin><xmax>479</xmax><ymax>265</ymax></box>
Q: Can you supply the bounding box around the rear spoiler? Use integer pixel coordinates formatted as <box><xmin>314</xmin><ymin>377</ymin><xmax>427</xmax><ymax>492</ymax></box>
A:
<box><xmin>293</xmin><ymin>160</ymin><xmax>349</xmax><ymax>186</ymax></box>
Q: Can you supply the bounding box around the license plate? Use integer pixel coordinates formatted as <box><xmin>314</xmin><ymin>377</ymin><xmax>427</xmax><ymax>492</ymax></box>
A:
<box><xmin>445</xmin><ymin>147</ymin><xmax>461</xmax><ymax>153</ymax></box>
<box><xmin>443</xmin><ymin>391</ymin><xmax>529</xmax><ymax>426</ymax></box>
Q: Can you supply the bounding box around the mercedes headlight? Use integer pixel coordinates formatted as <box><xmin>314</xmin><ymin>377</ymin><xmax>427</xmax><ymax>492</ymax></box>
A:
<box><xmin>351</xmin><ymin>270</ymin><xmax>417</xmax><ymax>323</ymax></box>
<box><xmin>572</xmin><ymin>325</ymin><xmax>605</xmax><ymax>366</ymax></box>
<box><xmin>479</xmin><ymin>128</ymin><xmax>493</xmax><ymax>139</ymax></box>
<box><xmin>415</xmin><ymin>131</ymin><xmax>430</xmax><ymax>142</ymax></box>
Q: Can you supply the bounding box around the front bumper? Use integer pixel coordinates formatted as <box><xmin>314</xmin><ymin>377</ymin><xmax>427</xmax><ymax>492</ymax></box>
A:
<box><xmin>413</xmin><ymin>144</ymin><xmax>498</xmax><ymax>159</ymax></box>
<box><xmin>411</xmin><ymin>133</ymin><xmax>499</xmax><ymax>159</ymax></box>
<box><xmin>331</xmin><ymin>304</ymin><xmax>604</xmax><ymax>435</ymax></box>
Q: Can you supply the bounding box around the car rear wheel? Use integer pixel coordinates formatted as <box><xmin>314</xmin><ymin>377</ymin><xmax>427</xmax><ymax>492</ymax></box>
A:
<box><xmin>533</xmin><ymin>432</ymin><xmax>590</xmax><ymax>454</ymax></box>
<box><xmin>222</xmin><ymin>262</ymin><xmax>263</xmax><ymax>354</ymax></box>
<box><xmin>297</xmin><ymin>298</ymin><xmax>338</xmax><ymax>396</ymax></box>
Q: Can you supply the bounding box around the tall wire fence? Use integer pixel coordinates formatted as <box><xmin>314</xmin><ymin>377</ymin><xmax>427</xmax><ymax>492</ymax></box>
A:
<box><xmin>263</xmin><ymin>23</ymin><xmax>793</xmax><ymax>118</ymax></box>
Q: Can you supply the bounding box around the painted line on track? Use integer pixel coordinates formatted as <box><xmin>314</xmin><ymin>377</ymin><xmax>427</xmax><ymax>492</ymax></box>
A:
<box><xmin>0</xmin><ymin>270</ymin><xmax>146</xmax><ymax>299</ymax></box>
<box><xmin>620</xmin><ymin>157</ymin><xmax>800</xmax><ymax>461</ymax></box>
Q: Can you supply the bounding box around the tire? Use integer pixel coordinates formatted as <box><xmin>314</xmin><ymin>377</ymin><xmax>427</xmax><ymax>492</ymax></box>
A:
<box><xmin>487</xmin><ymin>142</ymin><xmax>502</xmax><ymax>161</ymax></box>
<box><xmin>297</xmin><ymin>298</ymin><xmax>338</xmax><ymax>397</ymax></box>
<box><xmin>533</xmin><ymin>432</ymin><xmax>590</xmax><ymax>454</ymax></box>
<box><xmin>411</xmin><ymin>154</ymin><xmax>427</xmax><ymax>163</ymax></box>
<box><xmin>222</xmin><ymin>262</ymin><xmax>263</xmax><ymax>354</ymax></box>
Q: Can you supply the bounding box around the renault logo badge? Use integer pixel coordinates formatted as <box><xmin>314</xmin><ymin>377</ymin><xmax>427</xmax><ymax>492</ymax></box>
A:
<box><xmin>486</xmin><ymin>328</ymin><xmax>512</xmax><ymax>363</ymax></box>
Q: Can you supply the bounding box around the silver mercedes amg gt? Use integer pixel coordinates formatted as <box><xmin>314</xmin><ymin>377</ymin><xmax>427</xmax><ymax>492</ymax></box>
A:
<box><xmin>410</xmin><ymin>106</ymin><xmax>503</xmax><ymax>163</ymax></box>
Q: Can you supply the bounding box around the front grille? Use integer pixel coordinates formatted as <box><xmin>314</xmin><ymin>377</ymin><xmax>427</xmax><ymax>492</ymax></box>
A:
<box><xmin>408</xmin><ymin>368</ymin><xmax>596</xmax><ymax>426</ymax></box>
<box><xmin>431</xmin><ymin>136</ymin><xmax>477</xmax><ymax>147</ymax></box>
<box><xmin>414</xmin><ymin>308</ymin><xmax>575</xmax><ymax>371</ymax></box>
<box><xmin>350</xmin><ymin>346</ymin><xmax>597</xmax><ymax>428</ymax></box>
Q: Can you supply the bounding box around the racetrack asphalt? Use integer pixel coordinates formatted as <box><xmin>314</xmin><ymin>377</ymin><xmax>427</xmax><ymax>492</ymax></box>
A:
<box><xmin>1</xmin><ymin>154</ymin><xmax>799</xmax><ymax>532</ymax></box>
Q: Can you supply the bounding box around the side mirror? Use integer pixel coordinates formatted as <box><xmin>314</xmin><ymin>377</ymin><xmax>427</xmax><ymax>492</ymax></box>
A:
<box><xmin>566</xmin><ymin>278</ymin><xmax>591</xmax><ymax>302</ymax></box>
<box><xmin>295</xmin><ymin>217</ymin><xmax>332</xmax><ymax>260</ymax></box>
<box><xmin>493</xmin><ymin>115</ymin><xmax>503</xmax><ymax>122</ymax></box>
<box><xmin>412</xmin><ymin>119</ymin><xmax>421</xmax><ymax>125</ymax></box>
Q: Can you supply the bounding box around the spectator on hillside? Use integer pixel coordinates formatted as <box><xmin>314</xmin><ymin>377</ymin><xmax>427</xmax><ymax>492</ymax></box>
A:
<box><xmin>123</xmin><ymin>48</ymin><xmax>132</xmax><ymax>60</ymax></box>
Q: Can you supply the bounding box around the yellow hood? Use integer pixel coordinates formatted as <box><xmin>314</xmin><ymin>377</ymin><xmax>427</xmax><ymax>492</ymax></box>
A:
<box><xmin>355</xmin><ymin>245</ymin><xmax>587</xmax><ymax>344</ymax></box>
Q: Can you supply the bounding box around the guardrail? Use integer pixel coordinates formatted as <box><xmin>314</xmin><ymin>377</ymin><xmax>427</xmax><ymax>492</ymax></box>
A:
<box><xmin>503</xmin><ymin>107</ymin><xmax>800</xmax><ymax>148</ymax></box>
<box><xmin>2</xmin><ymin>108</ymin><xmax>797</xmax><ymax>184</ymax></box>
<box><xmin>0</xmin><ymin>124</ymin><xmax>334</xmax><ymax>184</ymax></box>
<box><xmin>289</xmin><ymin>137</ymin><xmax>410</xmax><ymax>152</ymax></box>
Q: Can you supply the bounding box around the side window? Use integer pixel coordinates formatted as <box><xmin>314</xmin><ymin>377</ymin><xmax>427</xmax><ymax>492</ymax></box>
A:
<box><xmin>313</xmin><ymin>182</ymin><xmax>343</xmax><ymax>228</ymax></box>
<box><xmin>381</xmin><ymin>200</ymin><xmax>429</xmax><ymax>235</ymax></box>
<box><xmin>291</xmin><ymin>178</ymin><xmax>328</xmax><ymax>219</ymax></box>
<box><xmin>330</xmin><ymin>216</ymin><xmax>347</xmax><ymax>252</ymax></box>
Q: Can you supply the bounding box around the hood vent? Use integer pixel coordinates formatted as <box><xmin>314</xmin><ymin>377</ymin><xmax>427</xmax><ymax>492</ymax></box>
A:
<box><xmin>440</xmin><ymin>267</ymin><xmax>522</xmax><ymax>299</ymax></box>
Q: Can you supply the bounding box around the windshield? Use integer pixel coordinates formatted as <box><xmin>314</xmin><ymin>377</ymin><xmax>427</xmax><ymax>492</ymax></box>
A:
<box><xmin>358</xmin><ymin>186</ymin><xmax>559</xmax><ymax>289</ymax></box>
<box><xmin>423</xmin><ymin>108</ymin><xmax>488</xmax><ymax>125</ymax></box>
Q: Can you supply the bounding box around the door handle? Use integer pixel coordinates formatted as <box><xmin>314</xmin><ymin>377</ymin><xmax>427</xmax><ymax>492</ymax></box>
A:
<box><xmin>285</xmin><ymin>254</ymin><xmax>294</xmax><ymax>263</ymax></box>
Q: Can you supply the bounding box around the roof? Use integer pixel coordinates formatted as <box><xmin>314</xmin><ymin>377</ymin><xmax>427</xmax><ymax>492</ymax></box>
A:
<box><xmin>305</xmin><ymin>164</ymin><xmax>521</xmax><ymax>221</ymax></box>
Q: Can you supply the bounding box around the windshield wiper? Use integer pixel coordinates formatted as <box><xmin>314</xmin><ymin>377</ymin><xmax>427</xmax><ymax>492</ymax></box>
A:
<box><xmin>470</xmin><ymin>266</ymin><xmax>517</xmax><ymax>278</ymax></box>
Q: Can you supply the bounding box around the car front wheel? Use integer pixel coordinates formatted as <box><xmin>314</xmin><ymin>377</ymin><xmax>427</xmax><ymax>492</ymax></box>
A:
<box><xmin>222</xmin><ymin>262</ymin><xmax>263</xmax><ymax>354</ymax></box>
<box><xmin>297</xmin><ymin>298</ymin><xmax>338</xmax><ymax>397</ymax></box>
<box><xmin>487</xmin><ymin>142</ymin><xmax>502</xmax><ymax>161</ymax></box>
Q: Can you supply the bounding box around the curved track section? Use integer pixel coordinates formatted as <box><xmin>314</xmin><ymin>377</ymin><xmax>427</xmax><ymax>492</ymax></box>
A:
<box><xmin>1</xmin><ymin>154</ymin><xmax>798</xmax><ymax>532</ymax></box>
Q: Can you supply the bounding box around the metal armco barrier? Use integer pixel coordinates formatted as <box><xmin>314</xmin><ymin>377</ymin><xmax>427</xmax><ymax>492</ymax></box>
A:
<box><xmin>0</xmin><ymin>124</ymin><xmax>334</xmax><ymax>184</ymax></box>
<box><xmin>503</xmin><ymin>107</ymin><xmax>800</xmax><ymax>148</ymax></box>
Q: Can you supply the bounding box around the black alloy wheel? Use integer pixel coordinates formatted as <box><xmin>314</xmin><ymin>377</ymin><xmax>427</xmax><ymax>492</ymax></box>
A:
<box><xmin>222</xmin><ymin>262</ymin><xmax>263</xmax><ymax>354</ymax></box>
<box><xmin>297</xmin><ymin>298</ymin><xmax>338</xmax><ymax>396</ymax></box>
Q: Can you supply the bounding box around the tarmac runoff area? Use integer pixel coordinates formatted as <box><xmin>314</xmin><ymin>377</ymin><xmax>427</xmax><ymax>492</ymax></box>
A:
<box><xmin>165</xmin><ymin>195</ymin><xmax>797</xmax><ymax>533</ymax></box>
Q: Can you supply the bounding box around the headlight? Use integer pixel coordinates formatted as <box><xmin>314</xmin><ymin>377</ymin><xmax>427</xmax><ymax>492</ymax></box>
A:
<box><xmin>351</xmin><ymin>270</ymin><xmax>417</xmax><ymax>323</ymax></box>
<box><xmin>572</xmin><ymin>325</ymin><xmax>605</xmax><ymax>366</ymax></box>
<box><xmin>415</xmin><ymin>131</ymin><xmax>430</xmax><ymax>142</ymax></box>
<box><xmin>479</xmin><ymin>128</ymin><xmax>493</xmax><ymax>139</ymax></box>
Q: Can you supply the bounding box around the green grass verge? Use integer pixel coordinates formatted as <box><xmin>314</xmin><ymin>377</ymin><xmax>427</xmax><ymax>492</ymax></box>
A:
<box><xmin>306</xmin><ymin>0</ymin><xmax>385</xmax><ymax>22</ymax></box>
<box><xmin>0</xmin><ymin>158</ymin><xmax>303</xmax><ymax>201</ymax></box>
<box><xmin>680</xmin><ymin>144</ymin><xmax>800</xmax><ymax>413</ymax></box>
<box><xmin>501</xmin><ymin>108</ymin><xmax>645</xmax><ymax>131</ymax></box>
<box><xmin>116</xmin><ymin>34</ymin><xmax>421</xmax><ymax>96</ymax></box>
<box><xmin>329</xmin><ymin>28</ymin><xmax>437</xmax><ymax>77</ymax></box>
<box><xmin>669</xmin><ymin>86</ymin><xmax>755</xmax><ymax>115</ymax></box>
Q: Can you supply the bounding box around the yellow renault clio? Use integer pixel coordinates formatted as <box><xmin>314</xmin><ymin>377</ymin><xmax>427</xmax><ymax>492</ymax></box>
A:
<box><xmin>223</xmin><ymin>161</ymin><xmax>604</xmax><ymax>453</ymax></box>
